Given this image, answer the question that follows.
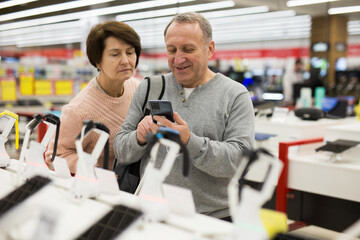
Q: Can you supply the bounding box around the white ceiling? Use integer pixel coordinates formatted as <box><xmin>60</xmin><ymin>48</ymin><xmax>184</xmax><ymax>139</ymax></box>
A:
<box><xmin>0</xmin><ymin>0</ymin><xmax>359</xmax><ymax>49</ymax></box>
<box><xmin>1</xmin><ymin>0</ymin><xmax>359</xmax><ymax>20</ymax></box>
<box><xmin>230</xmin><ymin>0</ymin><xmax>360</xmax><ymax>20</ymax></box>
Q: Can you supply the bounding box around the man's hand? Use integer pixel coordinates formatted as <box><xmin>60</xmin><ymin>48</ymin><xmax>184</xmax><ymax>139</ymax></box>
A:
<box><xmin>153</xmin><ymin>112</ymin><xmax>190</xmax><ymax>145</ymax></box>
<box><xmin>136</xmin><ymin>115</ymin><xmax>160</xmax><ymax>145</ymax></box>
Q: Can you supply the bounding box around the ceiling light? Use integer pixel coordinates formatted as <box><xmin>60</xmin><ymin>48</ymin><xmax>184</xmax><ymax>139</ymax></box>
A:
<box><xmin>124</xmin><ymin>6</ymin><xmax>268</xmax><ymax>28</ymax></box>
<box><xmin>0</xmin><ymin>21</ymin><xmax>83</xmax><ymax>37</ymax></box>
<box><xmin>201</xmin><ymin>6</ymin><xmax>269</xmax><ymax>19</ymax></box>
<box><xmin>0</xmin><ymin>0</ymin><xmax>118</xmax><ymax>22</ymax></box>
<box><xmin>1</xmin><ymin>29</ymin><xmax>82</xmax><ymax>45</ymax></box>
<box><xmin>287</xmin><ymin>0</ymin><xmax>338</xmax><ymax>7</ymax></box>
<box><xmin>0</xmin><ymin>0</ymin><xmax>38</xmax><ymax>10</ymax></box>
<box><xmin>17</xmin><ymin>36</ymin><xmax>83</xmax><ymax>48</ymax></box>
<box><xmin>0</xmin><ymin>0</ymin><xmax>195</xmax><ymax>31</ymax></box>
<box><xmin>207</xmin><ymin>10</ymin><xmax>296</xmax><ymax>25</ymax></box>
<box><xmin>328</xmin><ymin>5</ymin><xmax>360</xmax><ymax>15</ymax></box>
<box><xmin>116</xmin><ymin>1</ymin><xmax>235</xmax><ymax>21</ymax></box>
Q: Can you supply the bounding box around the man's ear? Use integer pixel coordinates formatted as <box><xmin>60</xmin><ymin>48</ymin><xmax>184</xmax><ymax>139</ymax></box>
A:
<box><xmin>207</xmin><ymin>40</ymin><xmax>215</xmax><ymax>59</ymax></box>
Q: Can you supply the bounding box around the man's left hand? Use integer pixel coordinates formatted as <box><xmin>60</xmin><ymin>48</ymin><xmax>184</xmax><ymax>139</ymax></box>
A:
<box><xmin>153</xmin><ymin>112</ymin><xmax>190</xmax><ymax>145</ymax></box>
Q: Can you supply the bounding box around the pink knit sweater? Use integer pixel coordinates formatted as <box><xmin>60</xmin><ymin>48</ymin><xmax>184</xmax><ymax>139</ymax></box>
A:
<box><xmin>45</xmin><ymin>77</ymin><xmax>139</xmax><ymax>173</ymax></box>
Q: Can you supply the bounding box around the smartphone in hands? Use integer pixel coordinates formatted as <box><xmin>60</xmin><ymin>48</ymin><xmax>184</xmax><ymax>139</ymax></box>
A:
<box><xmin>149</xmin><ymin>100</ymin><xmax>174</xmax><ymax>124</ymax></box>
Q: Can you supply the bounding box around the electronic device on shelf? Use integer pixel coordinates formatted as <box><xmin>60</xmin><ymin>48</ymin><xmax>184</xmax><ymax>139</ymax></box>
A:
<box><xmin>0</xmin><ymin>110</ymin><xmax>19</xmax><ymax>168</ymax></box>
<box><xmin>315</xmin><ymin>139</ymin><xmax>360</xmax><ymax>162</ymax></box>
<box><xmin>76</xmin><ymin>204</ymin><xmax>142</xmax><ymax>240</ymax></box>
<box><xmin>294</xmin><ymin>107</ymin><xmax>325</xmax><ymax>121</ymax></box>
<box><xmin>0</xmin><ymin>176</ymin><xmax>51</xmax><ymax>217</ymax></box>
<box><xmin>255</xmin><ymin>133</ymin><xmax>276</xmax><ymax>142</ymax></box>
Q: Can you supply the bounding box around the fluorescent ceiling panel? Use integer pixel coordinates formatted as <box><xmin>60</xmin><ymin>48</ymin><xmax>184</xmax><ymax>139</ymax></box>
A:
<box><xmin>0</xmin><ymin>21</ymin><xmax>83</xmax><ymax>37</ymax></box>
<box><xmin>116</xmin><ymin>1</ymin><xmax>235</xmax><ymax>21</ymax></box>
<box><xmin>1</xmin><ymin>29</ymin><xmax>82</xmax><ymax>45</ymax></box>
<box><xmin>201</xmin><ymin>6</ymin><xmax>269</xmax><ymax>18</ymax></box>
<box><xmin>124</xmin><ymin>6</ymin><xmax>269</xmax><ymax>28</ymax></box>
<box><xmin>287</xmin><ymin>0</ymin><xmax>338</xmax><ymax>7</ymax></box>
<box><xmin>0</xmin><ymin>0</ymin><xmax>118</xmax><ymax>22</ymax></box>
<box><xmin>17</xmin><ymin>36</ymin><xmax>83</xmax><ymax>47</ymax></box>
<box><xmin>0</xmin><ymin>0</ymin><xmax>38</xmax><ymax>10</ymax></box>
<box><xmin>0</xmin><ymin>0</ymin><xmax>195</xmax><ymax>31</ymax></box>
<box><xmin>328</xmin><ymin>5</ymin><xmax>360</xmax><ymax>14</ymax></box>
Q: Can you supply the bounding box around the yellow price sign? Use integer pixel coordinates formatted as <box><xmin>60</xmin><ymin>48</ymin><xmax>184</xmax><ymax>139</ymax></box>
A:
<box><xmin>1</xmin><ymin>78</ymin><xmax>17</xmax><ymax>101</ymax></box>
<box><xmin>55</xmin><ymin>80</ymin><xmax>73</xmax><ymax>95</ymax></box>
<box><xmin>35</xmin><ymin>79</ymin><xmax>52</xmax><ymax>95</ymax></box>
<box><xmin>20</xmin><ymin>74</ymin><xmax>34</xmax><ymax>95</ymax></box>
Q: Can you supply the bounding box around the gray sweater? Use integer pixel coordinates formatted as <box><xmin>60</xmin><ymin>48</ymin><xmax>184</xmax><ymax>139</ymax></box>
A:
<box><xmin>114</xmin><ymin>72</ymin><xmax>255</xmax><ymax>218</ymax></box>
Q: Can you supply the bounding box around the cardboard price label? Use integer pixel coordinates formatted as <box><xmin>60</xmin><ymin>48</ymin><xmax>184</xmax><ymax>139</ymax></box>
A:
<box><xmin>20</xmin><ymin>74</ymin><xmax>34</xmax><ymax>95</ymax></box>
<box><xmin>55</xmin><ymin>80</ymin><xmax>73</xmax><ymax>95</ymax></box>
<box><xmin>35</xmin><ymin>80</ymin><xmax>52</xmax><ymax>96</ymax></box>
<box><xmin>1</xmin><ymin>78</ymin><xmax>17</xmax><ymax>101</ymax></box>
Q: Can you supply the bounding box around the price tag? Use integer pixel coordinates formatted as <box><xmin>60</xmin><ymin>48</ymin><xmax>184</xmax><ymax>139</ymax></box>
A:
<box><xmin>162</xmin><ymin>183</ymin><xmax>196</xmax><ymax>217</ymax></box>
<box><xmin>35</xmin><ymin>79</ymin><xmax>52</xmax><ymax>95</ymax></box>
<box><xmin>53</xmin><ymin>156</ymin><xmax>71</xmax><ymax>178</ymax></box>
<box><xmin>20</xmin><ymin>74</ymin><xmax>34</xmax><ymax>95</ymax></box>
<box><xmin>271</xmin><ymin>107</ymin><xmax>289</xmax><ymax>123</ymax></box>
<box><xmin>55</xmin><ymin>80</ymin><xmax>73</xmax><ymax>95</ymax></box>
<box><xmin>1</xmin><ymin>78</ymin><xmax>17</xmax><ymax>101</ymax></box>
<box><xmin>95</xmin><ymin>167</ymin><xmax>120</xmax><ymax>195</ymax></box>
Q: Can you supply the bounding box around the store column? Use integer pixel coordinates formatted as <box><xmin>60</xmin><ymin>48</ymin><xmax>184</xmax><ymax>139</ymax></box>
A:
<box><xmin>311</xmin><ymin>15</ymin><xmax>347</xmax><ymax>88</ymax></box>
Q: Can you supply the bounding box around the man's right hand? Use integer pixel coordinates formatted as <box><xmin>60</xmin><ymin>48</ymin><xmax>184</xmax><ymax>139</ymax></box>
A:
<box><xmin>136</xmin><ymin>115</ymin><xmax>160</xmax><ymax>145</ymax></box>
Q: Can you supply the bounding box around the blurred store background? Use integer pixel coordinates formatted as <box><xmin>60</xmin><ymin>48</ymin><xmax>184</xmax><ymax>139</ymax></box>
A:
<box><xmin>0</xmin><ymin>0</ymin><xmax>359</xmax><ymax>113</ymax></box>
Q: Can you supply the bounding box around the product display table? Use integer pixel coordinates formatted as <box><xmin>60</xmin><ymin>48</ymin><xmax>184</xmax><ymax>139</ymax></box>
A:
<box><xmin>0</xmin><ymin>168</ymin><xmax>112</xmax><ymax>240</ymax></box>
<box><xmin>287</xmin><ymin>150</ymin><xmax>360</xmax><ymax>202</ymax></box>
<box><xmin>255</xmin><ymin>116</ymin><xmax>346</xmax><ymax>156</ymax></box>
<box><xmin>1</xmin><ymin>160</ymin><xmax>234</xmax><ymax>240</ymax></box>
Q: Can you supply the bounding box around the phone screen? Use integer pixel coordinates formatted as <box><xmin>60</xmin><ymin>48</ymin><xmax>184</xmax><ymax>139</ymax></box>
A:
<box><xmin>149</xmin><ymin>100</ymin><xmax>174</xmax><ymax>123</ymax></box>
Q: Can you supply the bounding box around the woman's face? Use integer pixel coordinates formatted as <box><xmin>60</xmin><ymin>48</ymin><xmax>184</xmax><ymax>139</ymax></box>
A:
<box><xmin>97</xmin><ymin>36</ymin><xmax>137</xmax><ymax>84</ymax></box>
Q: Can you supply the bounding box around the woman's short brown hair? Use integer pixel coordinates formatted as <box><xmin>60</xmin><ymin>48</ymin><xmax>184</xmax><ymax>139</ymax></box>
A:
<box><xmin>86</xmin><ymin>21</ymin><xmax>141</xmax><ymax>70</ymax></box>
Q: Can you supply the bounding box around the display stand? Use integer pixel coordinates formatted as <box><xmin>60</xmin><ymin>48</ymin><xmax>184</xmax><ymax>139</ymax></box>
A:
<box><xmin>0</xmin><ymin>110</ymin><xmax>19</xmax><ymax>167</ymax></box>
<box><xmin>276</xmin><ymin>137</ymin><xmax>324</xmax><ymax>213</ymax></box>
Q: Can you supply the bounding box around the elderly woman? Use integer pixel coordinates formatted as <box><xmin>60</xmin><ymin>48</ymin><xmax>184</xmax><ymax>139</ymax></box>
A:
<box><xmin>45</xmin><ymin>21</ymin><xmax>141</xmax><ymax>174</ymax></box>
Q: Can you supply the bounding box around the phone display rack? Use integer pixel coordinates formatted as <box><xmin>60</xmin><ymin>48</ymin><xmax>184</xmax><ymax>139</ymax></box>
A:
<box><xmin>76</xmin><ymin>205</ymin><xmax>142</xmax><ymax>240</ymax></box>
<box><xmin>0</xmin><ymin>176</ymin><xmax>51</xmax><ymax>216</ymax></box>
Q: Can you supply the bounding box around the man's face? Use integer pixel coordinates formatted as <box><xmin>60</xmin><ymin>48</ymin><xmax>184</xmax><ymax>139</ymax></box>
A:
<box><xmin>165</xmin><ymin>22</ymin><xmax>214</xmax><ymax>88</ymax></box>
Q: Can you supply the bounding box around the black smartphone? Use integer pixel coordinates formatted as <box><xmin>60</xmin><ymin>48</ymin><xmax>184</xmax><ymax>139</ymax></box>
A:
<box><xmin>149</xmin><ymin>100</ymin><xmax>174</xmax><ymax>124</ymax></box>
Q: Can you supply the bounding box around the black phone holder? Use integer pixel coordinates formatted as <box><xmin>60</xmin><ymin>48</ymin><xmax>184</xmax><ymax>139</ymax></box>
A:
<box><xmin>143</xmin><ymin>127</ymin><xmax>189</xmax><ymax>177</ymax></box>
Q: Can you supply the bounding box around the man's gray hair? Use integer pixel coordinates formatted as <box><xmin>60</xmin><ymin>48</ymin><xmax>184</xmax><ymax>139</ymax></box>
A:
<box><xmin>164</xmin><ymin>12</ymin><xmax>212</xmax><ymax>43</ymax></box>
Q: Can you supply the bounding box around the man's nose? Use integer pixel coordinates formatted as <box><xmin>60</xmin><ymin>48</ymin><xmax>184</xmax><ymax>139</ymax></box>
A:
<box><xmin>174</xmin><ymin>53</ymin><xmax>185</xmax><ymax>65</ymax></box>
